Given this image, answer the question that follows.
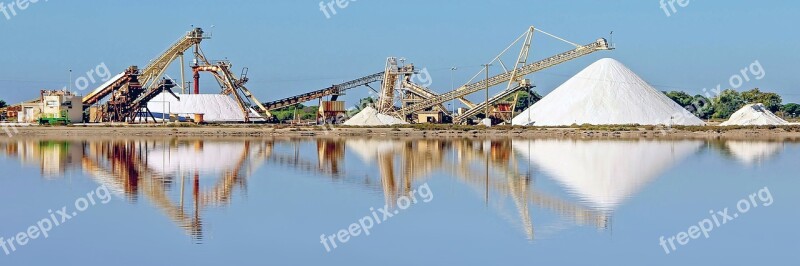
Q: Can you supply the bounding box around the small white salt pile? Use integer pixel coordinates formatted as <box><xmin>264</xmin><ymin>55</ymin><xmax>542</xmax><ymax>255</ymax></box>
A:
<box><xmin>343</xmin><ymin>106</ymin><xmax>408</xmax><ymax>126</ymax></box>
<box><xmin>512</xmin><ymin>58</ymin><xmax>705</xmax><ymax>126</ymax></box>
<box><xmin>719</xmin><ymin>103</ymin><xmax>788</xmax><ymax>126</ymax></box>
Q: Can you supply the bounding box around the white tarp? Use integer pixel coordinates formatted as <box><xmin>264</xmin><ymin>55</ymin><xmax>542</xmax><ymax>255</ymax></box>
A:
<box><xmin>719</xmin><ymin>103</ymin><xmax>788</xmax><ymax>126</ymax></box>
<box><xmin>513</xmin><ymin>58</ymin><xmax>705</xmax><ymax>126</ymax></box>
<box><xmin>513</xmin><ymin>139</ymin><xmax>703</xmax><ymax>211</ymax></box>
<box><xmin>146</xmin><ymin>93</ymin><xmax>264</xmax><ymax>122</ymax></box>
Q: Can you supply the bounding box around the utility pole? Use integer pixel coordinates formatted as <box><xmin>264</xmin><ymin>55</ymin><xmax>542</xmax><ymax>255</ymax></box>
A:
<box><xmin>180</xmin><ymin>53</ymin><xmax>186</xmax><ymax>94</ymax></box>
<box><xmin>68</xmin><ymin>69</ymin><xmax>72</xmax><ymax>92</ymax></box>
<box><xmin>450</xmin><ymin>67</ymin><xmax>458</xmax><ymax>115</ymax></box>
<box><xmin>482</xmin><ymin>64</ymin><xmax>492</xmax><ymax>124</ymax></box>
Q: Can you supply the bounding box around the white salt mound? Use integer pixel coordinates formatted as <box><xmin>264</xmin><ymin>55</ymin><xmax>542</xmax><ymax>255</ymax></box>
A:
<box><xmin>719</xmin><ymin>103</ymin><xmax>788</xmax><ymax>126</ymax></box>
<box><xmin>343</xmin><ymin>106</ymin><xmax>408</xmax><ymax>126</ymax></box>
<box><xmin>147</xmin><ymin>93</ymin><xmax>265</xmax><ymax>122</ymax></box>
<box><xmin>512</xmin><ymin>58</ymin><xmax>705</xmax><ymax>126</ymax></box>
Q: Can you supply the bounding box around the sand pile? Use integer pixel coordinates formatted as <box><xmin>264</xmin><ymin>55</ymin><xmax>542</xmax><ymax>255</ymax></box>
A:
<box><xmin>343</xmin><ymin>106</ymin><xmax>408</xmax><ymax>126</ymax></box>
<box><xmin>719</xmin><ymin>103</ymin><xmax>788</xmax><ymax>126</ymax></box>
<box><xmin>512</xmin><ymin>58</ymin><xmax>705</xmax><ymax>126</ymax></box>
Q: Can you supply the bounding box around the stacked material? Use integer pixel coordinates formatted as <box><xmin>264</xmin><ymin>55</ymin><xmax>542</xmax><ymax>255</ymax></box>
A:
<box><xmin>512</xmin><ymin>58</ymin><xmax>705</xmax><ymax>126</ymax></box>
<box><xmin>513</xmin><ymin>139</ymin><xmax>703</xmax><ymax>211</ymax></box>
<box><xmin>146</xmin><ymin>93</ymin><xmax>264</xmax><ymax>123</ymax></box>
<box><xmin>719</xmin><ymin>103</ymin><xmax>788</xmax><ymax>126</ymax></box>
<box><xmin>343</xmin><ymin>106</ymin><xmax>408</xmax><ymax>126</ymax></box>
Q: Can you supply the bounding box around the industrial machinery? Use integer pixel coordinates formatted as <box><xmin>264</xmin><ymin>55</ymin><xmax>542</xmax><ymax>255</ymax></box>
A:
<box><xmin>263</xmin><ymin>72</ymin><xmax>383</xmax><ymax>111</ymax></box>
<box><xmin>392</xmin><ymin>27</ymin><xmax>613</xmax><ymax>124</ymax></box>
<box><xmin>454</xmin><ymin>80</ymin><xmax>534</xmax><ymax>124</ymax></box>
<box><xmin>376</xmin><ymin>58</ymin><xmax>415</xmax><ymax>113</ymax></box>
<box><xmin>190</xmin><ymin>49</ymin><xmax>269</xmax><ymax>122</ymax></box>
<box><xmin>84</xmin><ymin>28</ymin><xmax>208</xmax><ymax>122</ymax></box>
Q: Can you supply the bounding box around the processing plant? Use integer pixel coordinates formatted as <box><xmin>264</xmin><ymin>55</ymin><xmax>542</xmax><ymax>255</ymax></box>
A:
<box><xmin>9</xmin><ymin>26</ymin><xmax>612</xmax><ymax>125</ymax></box>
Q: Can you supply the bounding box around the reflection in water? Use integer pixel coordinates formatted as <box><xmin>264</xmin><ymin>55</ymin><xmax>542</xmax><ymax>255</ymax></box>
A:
<box><xmin>0</xmin><ymin>137</ymin><xmax>782</xmax><ymax>243</ymax></box>
<box><xmin>514</xmin><ymin>140</ymin><xmax>703</xmax><ymax>211</ymax></box>
<box><xmin>1</xmin><ymin>139</ymin><xmax>270</xmax><ymax>243</ymax></box>
<box><xmin>724</xmin><ymin>141</ymin><xmax>784</xmax><ymax>166</ymax></box>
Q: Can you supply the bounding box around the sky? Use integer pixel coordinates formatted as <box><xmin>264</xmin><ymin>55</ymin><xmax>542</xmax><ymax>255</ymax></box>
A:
<box><xmin>0</xmin><ymin>0</ymin><xmax>798</xmax><ymax>106</ymax></box>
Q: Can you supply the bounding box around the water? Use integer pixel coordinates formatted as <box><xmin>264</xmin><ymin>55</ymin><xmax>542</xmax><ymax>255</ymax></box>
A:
<box><xmin>0</xmin><ymin>137</ymin><xmax>797</xmax><ymax>265</ymax></box>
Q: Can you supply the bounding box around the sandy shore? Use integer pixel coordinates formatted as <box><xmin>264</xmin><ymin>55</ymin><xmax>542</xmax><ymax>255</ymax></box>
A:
<box><xmin>2</xmin><ymin>125</ymin><xmax>800</xmax><ymax>141</ymax></box>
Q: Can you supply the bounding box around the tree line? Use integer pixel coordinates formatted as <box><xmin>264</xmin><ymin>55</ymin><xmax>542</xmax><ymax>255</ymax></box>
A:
<box><xmin>663</xmin><ymin>88</ymin><xmax>799</xmax><ymax>120</ymax></box>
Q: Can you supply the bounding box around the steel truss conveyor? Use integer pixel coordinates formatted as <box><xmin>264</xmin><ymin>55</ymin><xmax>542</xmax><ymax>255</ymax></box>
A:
<box><xmin>395</xmin><ymin>38</ymin><xmax>612</xmax><ymax>116</ymax></box>
<box><xmin>262</xmin><ymin>72</ymin><xmax>384</xmax><ymax>111</ymax></box>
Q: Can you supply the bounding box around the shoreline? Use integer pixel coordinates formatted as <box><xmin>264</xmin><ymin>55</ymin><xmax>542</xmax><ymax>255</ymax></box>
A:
<box><xmin>2</xmin><ymin>125</ymin><xmax>800</xmax><ymax>141</ymax></box>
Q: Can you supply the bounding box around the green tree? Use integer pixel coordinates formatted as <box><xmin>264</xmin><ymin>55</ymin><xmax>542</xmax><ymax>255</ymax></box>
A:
<box><xmin>782</xmin><ymin>103</ymin><xmax>800</xmax><ymax>118</ymax></box>
<box><xmin>692</xmin><ymin>95</ymin><xmax>715</xmax><ymax>120</ymax></box>
<box><xmin>741</xmin><ymin>88</ymin><xmax>783</xmax><ymax>112</ymax></box>
<box><xmin>711</xmin><ymin>89</ymin><xmax>745</xmax><ymax>119</ymax></box>
<box><xmin>0</xmin><ymin>100</ymin><xmax>6</xmax><ymax>108</ymax></box>
<box><xmin>664</xmin><ymin>91</ymin><xmax>694</xmax><ymax>107</ymax></box>
<box><xmin>664</xmin><ymin>91</ymin><xmax>714</xmax><ymax>119</ymax></box>
<box><xmin>506</xmin><ymin>90</ymin><xmax>543</xmax><ymax>112</ymax></box>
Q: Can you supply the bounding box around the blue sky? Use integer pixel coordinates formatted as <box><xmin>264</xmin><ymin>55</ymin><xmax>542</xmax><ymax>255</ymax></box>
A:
<box><xmin>1</xmin><ymin>0</ymin><xmax>798</xmax><ymax>105</ymax></box>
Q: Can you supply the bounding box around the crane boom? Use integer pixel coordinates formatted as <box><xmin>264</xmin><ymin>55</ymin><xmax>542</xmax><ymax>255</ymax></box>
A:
<box><xmin>396</xmin><ymin>38</ymin><xmax>611</xmax><ymax>116</ymax></box>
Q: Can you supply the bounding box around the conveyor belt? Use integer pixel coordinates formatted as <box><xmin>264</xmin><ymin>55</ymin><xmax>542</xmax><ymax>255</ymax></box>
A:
<box><xmin>263</xmin><ymin>72</ymin><xmax>384</xmax><ymax>111</ymax></box>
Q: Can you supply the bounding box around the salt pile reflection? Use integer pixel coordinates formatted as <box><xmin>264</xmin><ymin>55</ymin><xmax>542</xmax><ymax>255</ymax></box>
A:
<box><xmin>0</xmin><ymin>137</ymin><xmax>785</xmax><ymax>243</ymax></box>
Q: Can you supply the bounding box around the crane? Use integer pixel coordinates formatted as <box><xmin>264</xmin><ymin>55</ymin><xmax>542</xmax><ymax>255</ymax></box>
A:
<box><xmin>394</xmin><ymin>27</ymin><xmax>612</xmax><ymax>121</ymax></box>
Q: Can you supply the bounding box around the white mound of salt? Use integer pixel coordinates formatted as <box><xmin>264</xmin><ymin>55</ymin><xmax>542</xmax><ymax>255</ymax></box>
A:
<box><xmin>719</xmin><ymin>103</ymin><xmax>788</xmax><ymax>126</ymax></box>
<box><xmin>513</xmin><ymin>58</ymin><xmax>705</xmax><ymax>126</ymax></box>
<box><xmin>343</xmin><ymin>106</ymin><xmax>408</xmax><ymax>126</ymax></box>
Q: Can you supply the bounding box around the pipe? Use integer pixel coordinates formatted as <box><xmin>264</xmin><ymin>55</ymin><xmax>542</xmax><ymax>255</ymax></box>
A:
<box><xmin>193</xmin><ymin>68</ymin><xmax>200</xmax><ymax>94</ymax></box>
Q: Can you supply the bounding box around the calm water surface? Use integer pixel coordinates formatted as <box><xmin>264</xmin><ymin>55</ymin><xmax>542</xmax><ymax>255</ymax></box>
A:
<box><xmin>0</xmin><ymin>137</ymin><xmax>797</xmax><ymax>265</ymax></box>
